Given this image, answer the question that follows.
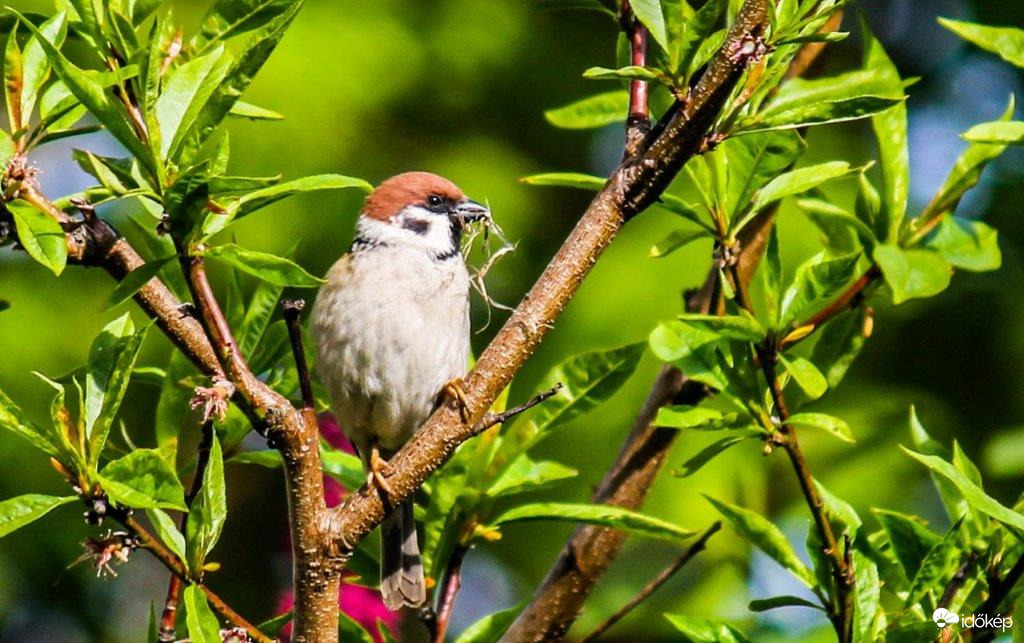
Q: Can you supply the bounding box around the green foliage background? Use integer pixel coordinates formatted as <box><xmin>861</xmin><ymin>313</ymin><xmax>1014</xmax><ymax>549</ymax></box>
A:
<box><xmin>0</xmin><ymin>0</ymin><xmax>1022</xmax><ymax>640</ymax></box>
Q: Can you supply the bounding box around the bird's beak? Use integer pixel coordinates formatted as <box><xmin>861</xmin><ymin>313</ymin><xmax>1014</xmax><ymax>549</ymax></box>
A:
<box><xmin>454</xmin><ymin>198</ymin><xmax>490</xmax><ymax>224</ymax></box>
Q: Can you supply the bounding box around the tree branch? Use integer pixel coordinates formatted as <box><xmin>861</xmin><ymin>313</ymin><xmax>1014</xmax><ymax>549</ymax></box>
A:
<box><xmin>472</xmin><ymin>384</ymin><xmax>563</xmax><ymax>436</ymax></box>
<box><xmin>621</xmin><ymin>0</ymin><xmax>650</xmax><ymax>157</ymax></box>
<box><xmin>431</xmin><ymin>543</ymin><xmax>469</xmax><ymax>643</ymax></box>
<box><xmin>578</xmin><ymin>521</ymin><xmax>722</xmax><ymax>642</ymax></box>
<box><xmin>159</xmin><ymin>420</ymin><xmax>216</xmax><ymax>642</ymax></box>
<box><xmin>970</xmin><ymin>552</ymin><xmax>1024</xmax><ymax>642</ymax></box>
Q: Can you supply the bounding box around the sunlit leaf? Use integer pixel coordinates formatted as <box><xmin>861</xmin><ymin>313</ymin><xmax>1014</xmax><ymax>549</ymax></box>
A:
<box><xmin>925</xmin><ymin>216</ymin><xmax>1000</xmax><ymax>272</ymax></box>
<box><xmin>186</xmin><ymin>436</ymin><xmax>226</xmax><ymax>572</ymax></box>
<box><xmin>183</xmin><ymin>585</ymin><xmax>221</xmax><ymax>643</ymax></box>
<box><xmin>705</xmin><ymin>495</ymin><xmax>817</xmax><ymax>588</ymax></box>
<box><xmin>453</xmin><ymin>601</ymin><xmax>526</xmax><ymax>643</ymax></box>
<box><xmin>98</xmin><ymin>449</ymin><xmax>187</xmax><ymax>510</ymax></box>
<box><xmin>863</xmin><ymin>19</ymin><xmax>909</xmax><ymax>241</ymax></box>
<box><xmin>938</xmin><ymin>18</ymin><xmax>1024</xmax><ymax>68</ymax></box>
<box><xmin>203</xmin><ymin>243</ymin><xmax>324</xmax><ymax>287</ymax></box>
<box><xmin>779</xmin><ymin>355</ymin><xmax>827</xmax><ymax>400</ymax></box>
<box><xmin>544</xmin><ymin>90</ymin><xmax>628</xmax><ymax>129</ymax></box>
<box><xmin>155</xmin><ymin>45</ymin><xmax>231</xmax><ymax>159</ymax></box>
<box><xmin>677</xmin><ymin>313</ymin><xmax>765</xmax><ymax>342</ymax></box>
<box><xmin>873</xmin><ymin>245</ymin><xmax>951</xmax><ymax>305</ymax></box>
<box><xmin>146</xmin><ymin>508</ymin><xmax>188</xmax><ymax>562</ymax></box>
<box><xmin>192</xmin><ymin>0</ymin><xmax>295</xmax><ymax>54</ymax></box>
<box><xmin>486</xmin><ymin>455</ymin><xmax>576</xmax><ymax>498</ymax></box>
<box><xmin>7</xmin><ymin>200</ymin><xmax>67</xmax><ymax>275</ymax></box>
<box><xmin>873</xmin><ymin>509</ymin><xmax>941</xmax><ymax>581</ymax></box>
<box><xmin>20</xmin><ymin>11</ymin><xmax>68</xmax><ymax>120</ymax></box>
<box><xmin>649</xmin><ymin>228</ymin><xmax>710</xmax><ymax>258</ymax></box>
<box><xmin>488</xmin><ymin>502</ymin><xmax>694</xmax><ymax>542</ymax></box>
<box><xmin>779</xmin><ymin>252</ymin><xmax>860</xmax><ymax>327</ymax></box>
<box><xmin>0</xmin><ymin>494</ymin><xmax>74</xmax><ymax>538</ymax></box>
<box><xmin>786</xmin><ymin>412</ymin><xmax>853</xmax><ymax>443</ymax></box>
<box><xmin>665</xmin><ymin>613</ymin><xmax>751</xmax><ymax>642</ymax></box>
<box><xmin>963</xmin><ymin>120</ymin><xmax>1024</xmax><ymax>145</ymax></box>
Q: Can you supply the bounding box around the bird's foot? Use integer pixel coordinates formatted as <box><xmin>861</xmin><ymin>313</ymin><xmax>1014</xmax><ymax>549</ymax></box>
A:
<box><xmin>366</xmin><ymin>446</ymin><xmax>395</xmax><ymax>500</ymax></box>
<box><xmin>443</xmin><ymin>378</ymin><xmax>471</xmax><ymax>423</ymax></box>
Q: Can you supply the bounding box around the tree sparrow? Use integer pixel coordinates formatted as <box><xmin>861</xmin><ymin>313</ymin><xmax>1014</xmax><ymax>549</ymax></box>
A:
<box><xmin>311</xmin><ymin>172</ymin><xmax>488</xmax><ymax>610</ymax></box>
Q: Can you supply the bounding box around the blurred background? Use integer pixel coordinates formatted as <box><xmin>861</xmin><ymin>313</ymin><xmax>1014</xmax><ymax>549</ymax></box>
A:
<box><xmin>0</xmin><ymin>0</ymin><xmax>1022</xmax><ymax>640</ymax></box>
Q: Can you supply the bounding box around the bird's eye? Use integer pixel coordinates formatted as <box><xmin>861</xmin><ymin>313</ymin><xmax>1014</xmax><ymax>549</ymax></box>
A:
<box><xmin>427</xmin><ymin>195</ymin><xmax>443</xmax><ymax>208</ymax></box>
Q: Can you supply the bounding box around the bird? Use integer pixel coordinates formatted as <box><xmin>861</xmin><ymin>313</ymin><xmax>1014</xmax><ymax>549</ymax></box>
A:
<box><xmin>311</xmin><ymin>171</ymin><xmax>488</xmax><ymax>611</ymax></box>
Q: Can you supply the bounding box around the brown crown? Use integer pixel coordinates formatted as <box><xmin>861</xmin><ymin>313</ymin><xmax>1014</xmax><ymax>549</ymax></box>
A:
<box><xmin>362</xmin><ymin>172</ymin><xmax>466</xmax><ymax>221</ymax></box>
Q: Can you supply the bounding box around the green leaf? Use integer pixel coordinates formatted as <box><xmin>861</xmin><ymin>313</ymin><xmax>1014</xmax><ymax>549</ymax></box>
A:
<box><xmin>763</xmin><ymin>226</ymin><xmax>782</xmax><ymax>326</ymax></box>
<box><xmin>155</xmin><ymin>351</ymin><xmax>194</xmax><ymax>462</ymax></box>
<box><xmin>748</xmin><ymin>595</ymin><xmax>824</xmax><ymax>612</ymax></box>
<box><xmin>656</xmin><ymin>405</ymin><xmax>749</xmax><ymax>431</ymax></box>
<box><xmin>85</xmin><ymin>314</ymin><xmax>149</xmax><ymax>463</ymax></box>
<box><xmin>489</xmin><ymin>502</ymin><xmax>694</xmax><ymax>542</ymax></box>
<box><xmin>853</xmin><ymin>550</ymin><xmax>881</xmax><ymax>641</ymax></box>
<box><xmin>809</xmin><ymin>308</ymin><xmax>867</xmax><ymax>388</ymax></box>
<box><xmin>630</xmin><ymin>0</ymin><xmax>668</xmax><ymax>51</ymax></box>
<box><xmin>20</xmin><ymin>11</ymin><xmax>68</xmax><ymax>120</ymax></box>
<box><xmin>203</xmin><ymin>243</ymin><xmax>324</xmax><ymax>287</ymax></box>
<box><xmin>530</xmin><ymin>342</ymin><xmax>645</xmax><ymax>431</ymax></box>
<box><xmin>649</xmin><ymin>321</ymin><xmax>725</xmax><ymax>389</ymax></box>
<box><xmin>672</xmin><ymin>0</ymin><xmax>727</xmax><ymax>79</ymax></box>
<box><xmin>453</xmin><ymin>601</ymin><xmax>526</xmax><ymax>643</ymax></box>
<box><xmin>650</xmin><ymin>228</ymin><xmax>710</xmax><ymax>258</ymax></box>
<box><xmin>544</xmin><ymin>90</ymin><xmax>628</xmax><ymax>129</ymax></box>
<box><xmin>873</xmin><ymin>509</ymin><xmax>941</xmax><ymax>581</ymax></box>
<box><xmin>7</xmin><ymin>200</ymin><xmax>67</xmax><ymax>275</ymax></box>
<box><xmin>258</xmin><ymin>611</ymin><xmax>293</xmax><ymax>637</ymax></box>
<box><xmin>186</xmin><ymin>436</ymin><xmax>226</xmax><ymax>572</ymax></box>
<box><xmin>737</xmin><ymin>96</ymin><xmax>903</xmax><ymax>134</ymax></box>
<box><xmin>155</xmin><ymin>45</ymin><xmax>231</xmax><ymax>159</ymax></box>
<box><xmin>178</xmin><ymin>1</ymin><xmax>305</xmax><ymax>161</ymax></box>
<box><xmin>98</xmin><ymin>449</ymin><xmax>187</xmax><ymax>510</ymax></box>
<box><xmin>228</xmin><ymin>174</ymin><xmax>371</xmax><ymax>222</ymax></box>
<box><xmin>664</xmin><ymin>613</ymin><xmax>751</xmax><ymax>643</ymax></box>
<box><xmin>747</xmin><ymin>161</ymin><xmax>856</xmax><ymax>217</ymax></box>
<box><xmin>901</xmin><ymin>520</ymin><xmax>963</xmax><ymax>613</ymax></box>
<box><xmin>763</xmin><ymin>70</ymin><xmax>903</xmax><ymax>119</ymax></box>
<box><xmin>902</xmin><ymin>447</ymin><xmax>1024</xmax><ymax>533</ymax></box>
<box><xmin>192</xmin><ymin>0</ymin><xmax>295</xmax><ymax>54</ymax></box>
<box><xmin>779</xmin><ymin>252</ymin><xmax>860</xmax><ymax>327</ymax></box>
<box><xmin>938</xmin><ymin>18</ymin><xmax>1024</xmax><ymax>68</ymax></box>
<box><xmin>485</xmin><ymin>455</ymin><xmax>576</xmax><ymax>498</ymax></box>
<box><xmin>720</xmin><ymin>131</ymin><xmax>805</xmax><ymax>218</ymax></box>
<box><xmin>228</xmin><ymin>99</ymin><xmax>284</xmax><ymax>120</ymax></box>
<box><xmin>0</xmin><ymin>385</ymin><xmax>59</xmax><ymax>455</ymax></box>
<box><xmin>705</xmin><ymin>495</ymin><xmax>817</xmax><ymax>588</ymax></box>
<box><xmin>237</xmin><ymin>280</ymin><xmax>284</xmax><ymax>358</ymax></box>
<box><xmin>786</xmin><ymin>412</ymin><xmax>853</xmax><ymax>443</ymax></box>
<box><xmin>677</xmin><ymin>313</ymin><xmax>766</xmax><ymax>342</ymax></box>
<box><xmin>183</xmin><ymin>585</ymin><xmax>221</xmax><ymax>643</ymax></box>
<box><xmin>873</xmin><ymin>245</ymin><xmax>951</xmax><ymax>305</ymax></box>
<box><xmin>863</xmin><ymin>19</ymin><xmax>909</xmax><ymax>240</ymax></box>
<box><xmin>779</xmin><ymin>355</ymin><xmax>827</xmax><ymax>400</ymax></box>
<box><xmin>925</xmin><ymin>216</ymin><xmax>1000</xmax><ymax>272</ymax></box>
<box><xmin>963</xmin><ymin>120</ymin><xmax>1024</xmax><ymax>145</ymax></box>
<box><xmin>11</xmin><ymin>9</ymin><xmax>153</xmax><ymax>172</ymax></box>
<box><xmin>338</xmin><ymin>611</ymin><xmax>373</xmax><ymax>643</ymax></box>
<box><xmin>146</xmin><ymin>508</ymin><xmax>187</xmax><ymax>562</ymax></box>
<box><xmin>519</xmin><ymin>172</ymin><xmax>606</xmax><ymax>190</ymax></box>
<box><xmin>0</xmin><ymin>494</ymin><xmax>74</xmax><ymax>538</ymax></box>
<box><xmin>675</xmin><ymin>435</ymin><xmax>754</xmax><ymax>477</ymax></box>
<box><xmin>583</xmin><ymin>65</ymin><xmax>666</xmax><ymax>83</ymax></box>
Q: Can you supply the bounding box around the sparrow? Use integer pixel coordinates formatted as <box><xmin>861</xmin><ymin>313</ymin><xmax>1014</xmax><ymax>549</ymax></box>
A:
<box><xmin>311</xmin><ymin>171</ymin><xmax>489</xmax><ymax>610</ymax></box>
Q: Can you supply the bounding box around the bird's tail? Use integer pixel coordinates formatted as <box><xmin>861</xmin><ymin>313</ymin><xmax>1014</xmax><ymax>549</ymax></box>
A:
<box><xmin>380</xmin><ymin>498</ymin><xmax>426</xmax><ymax>611</ymax></box>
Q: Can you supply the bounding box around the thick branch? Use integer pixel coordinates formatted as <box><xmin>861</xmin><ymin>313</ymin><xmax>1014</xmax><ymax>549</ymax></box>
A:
<box><xmin>578</xmin><ymin>522</ymin><xmax>721</xmax><ymax>642</ymax></box>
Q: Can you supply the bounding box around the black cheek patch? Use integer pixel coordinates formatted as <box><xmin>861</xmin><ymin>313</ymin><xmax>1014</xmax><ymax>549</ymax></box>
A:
<box><xmin>401</xmin><ymin>217</ymin><xmax>430</xmax><ymax>235</ymax></box>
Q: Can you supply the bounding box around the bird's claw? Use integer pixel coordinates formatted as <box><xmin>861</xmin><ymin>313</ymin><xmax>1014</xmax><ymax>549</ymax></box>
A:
<box><xmin>443</xmin><ymin>378</ymin><xmax>471</xmax><ymax>423</ymax></box>
<box><xmin>366</xmin><ymin>446</ymin><xmax>395</xmax><ymax>500</ymax></box>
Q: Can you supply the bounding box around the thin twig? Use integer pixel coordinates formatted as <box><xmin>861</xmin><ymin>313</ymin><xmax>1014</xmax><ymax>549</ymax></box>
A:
<box><xmin>159</xmin><ymin>420</ymin><xmax>216</xmax><ymax>641</ymax></box>
<box><xmin>620</xmin><ymin>0</ymin><xmax>650</xmax><ymax>157</ymax></box>
<box><xmin>282</xmin><ymin>299</ymin><xmax>315</xmax><ymax>410</ymax></box>
<box><xmin>780</xmin><ymin>266</ymin><xmax>880</xmax><ymax>349</ymax></box>
<box><xmin>432</xmin><ymin>544</ymin><xmax>469</xmax><ymax>643</ymax></box>
<box><xmin>106</xmin><ymin>508</ymin><xmax>270</xmax><ymax>642</ymax></box>
<box><xmin>729</xmin><ymin>262</ymin><xmax>855</xmax><ymax>641</ymax></box>
<box><xmin>938</xmin><ymin>552</ymin><xmax>976</xmax><ymax>611</ymax></box>
<box><xmin>579</xmin><ymin>522</ymin><xmax>722</xmax><ymax>642</ymax></box>
<box><xmin>471</xmin><ymin>383</ymin><xmax>563</xmax><ymax>435</ymax></box>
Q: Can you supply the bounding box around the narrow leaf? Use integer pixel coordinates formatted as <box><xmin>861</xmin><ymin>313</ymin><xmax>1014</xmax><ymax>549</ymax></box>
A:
<box><xmin>203</xmin><ymin>243</ymin><xmax>324</xmax><ymax>287</ymax></box>
<box><xmin>183</xmin><ymin>585</ymin><xmax>221</xmax><ymax>643</ymax></box>
<box><xmin>544</xmin><ymin>90</ymin><xmax>628</xmax><ymax>129</ymax></box>
<box><xmin>0</xmin><ymin>494</ymin><xmax>74</xmax><ymax>538</ymax></box>
<box><xmin>786</xmin><ymin>412</ymin><xmax>854</xmax><ymax>443</ymax></box>
<box><xmin>489</xmin><ymin>502</ymin><xmax>694</xmax><ymax>542</ymax></box>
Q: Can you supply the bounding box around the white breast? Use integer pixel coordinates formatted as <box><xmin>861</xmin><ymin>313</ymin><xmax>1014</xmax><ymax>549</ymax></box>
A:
<box><xmin>311</xmin><ymin>247</ymin><xmax>471</xmax><ymax>455</ymax></box>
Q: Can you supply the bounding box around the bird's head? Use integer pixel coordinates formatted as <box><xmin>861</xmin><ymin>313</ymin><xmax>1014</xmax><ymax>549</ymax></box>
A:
<box><xmin>353</xmin><ymin>171</ymin><xmax>489</xmax><ymax>259</ymax></box>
